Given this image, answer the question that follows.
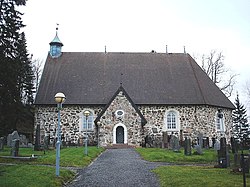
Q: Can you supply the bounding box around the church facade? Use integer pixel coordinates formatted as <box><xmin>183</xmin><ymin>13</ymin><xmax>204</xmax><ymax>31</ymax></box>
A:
<box><xmin>34</xmin><ymin>32</ymin><xmax>235</xmax><ymax>147</ymax></box>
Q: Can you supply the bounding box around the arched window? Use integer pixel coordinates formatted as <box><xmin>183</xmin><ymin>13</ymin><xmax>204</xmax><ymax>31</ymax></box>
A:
<box><xmin>164</xmin><ymin>109</ymin><xmax>180</xmax><ymax>132</ymax></box>
<box><xmin>79</xmin><ymin>110</ymin><xmax>95</xmax><ymax>132</ymax></box>
<box><xmin>167</xmin><ymin>112</ymin><xmax>176</xmax><ymax>129</ymax></box>
<box><xmin>215</xmin><ymin>111</ymin><xmax>225</xmax><ymax>132</ymax></box>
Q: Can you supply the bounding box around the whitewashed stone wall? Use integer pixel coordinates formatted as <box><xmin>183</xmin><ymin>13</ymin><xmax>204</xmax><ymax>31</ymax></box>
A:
<box><xmin>34</xmin><ymin>103</ymin><xmax>232</xmax><ymax>147</ymax></box>
<box><xmin>34</xmin><ymin>106</ymin><xmax>102</xmax><ymax>145</ymax></box>
<box><xmin>139</xmin><ymin>105</ymin><xmax>232</xmax><ymax>145</ymax></box>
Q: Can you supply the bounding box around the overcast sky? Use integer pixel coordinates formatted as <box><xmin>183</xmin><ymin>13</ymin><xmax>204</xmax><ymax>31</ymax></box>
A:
<box><xmin>20</xmin><ymin>0</ymin><xmax>250</xmax><ymax>107</ymax></box>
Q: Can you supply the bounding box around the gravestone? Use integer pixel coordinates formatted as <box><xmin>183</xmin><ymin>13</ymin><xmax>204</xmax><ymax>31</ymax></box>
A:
<box><xmin>7</xmin><ymin>134</ymin><xmax>12</xmax><ymax>147</ymax></box>
<box><xmin>44</xmin><ymin>136</ymin><xmax>49</xmax><ymax>150</ymax></box>
<box><xmin>179</xmin><ymin>130</ymin><xmax>184</xmax><ymax>147</ymax></box>
<box><xmin>198</xmin><ymin>133</ymin><xmax>203</xmax><ymax>148</ymax></box>
<box><xmin>171</xmin><ymin>134</ymin><xmax>180</xmax><ymax>152</ymax></box>
<box><xmin>12</xmin><ymin>131</ymin><xmax>20</xmax><ymax>140</ymax></box>
<box><xmin>145</xmin><ymin>135</ymin><xmax>153</xmax><ymax>148</ymax></box>
<box><xmin>214</xmin><ymin>139</ymin><xmax>220</xmax><ymax>151</ymax></box>
<box><xmin>7</xmin><ymin>131</ymin><xmax>20</xmax><ymax>147</ymax></box>
<box><xmin>162</xmin><ymin>132</ymin><xmax>168</xmax><ymax>148</ymax></box>
<box><xmin>217</xmin><ymin>137</ymin><xmax>229</xmax><ymax>168</ymax></box>
<box><xmin>184</xmin><ymin>137</ymin><xmax>192</xmax><ymax>156</ymax></box>
<box><xmin>11</xmin><ymin>139</ymin><xmax>19</xmax><ymax>157</ymax></box>
<box><xmin>194</xmin><ymin>145</ymin><xmax>203</xmax><ymax>155</ymax></box>
<box><xmin>19</xmin><ymin>134</ymin><xmax>28</xmax><ymax>147</ymax></box>
<box><xmin>34</xmin><ymin>124</ymin><xmax>41</xmax><ymax>151</ymax></box>
<box><xmin>240</xmin><ymin>154</ymin><xmax>250</xmax><ymax>173</ymax></box>
<box><xmin>203</xmin><ymin>137</ymin><xmax>209</xmax><ymax>149</ymax></box>
<box><xmin>79</xmin><ymin>136</ymin><xmax>84</xmax><ymax>146</ymax></box>
<box><xmin>212</xmin><ymin>137</ymin><xmax>216</xmax><ymax>148</ymax></box>
<box><xmin>0</xmin><ymin>137</ymin><xmax>4</xmax><ymax>150</ymax></box>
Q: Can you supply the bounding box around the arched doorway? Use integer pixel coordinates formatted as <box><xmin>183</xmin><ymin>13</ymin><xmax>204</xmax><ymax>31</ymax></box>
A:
<box><xmin>116</xmin><ymin>126</ymin><xmax>124</xmax><ymax>143</ymax></box>
<box><xmin>113</xmin><ymin>123</ymin><xmax>127</xmax><ymax>144</ymax></box>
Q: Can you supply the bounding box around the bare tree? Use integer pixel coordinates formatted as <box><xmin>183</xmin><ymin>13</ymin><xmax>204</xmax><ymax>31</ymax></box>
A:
<box><xmin>199</xmin><ymin>50</ymin><xmax>237</xmax><ymax>98</ymax></box>
<box><xmin>32</xmin><ymin>58</ymin><xmax>43</xmax><ymax>93</ymax></box>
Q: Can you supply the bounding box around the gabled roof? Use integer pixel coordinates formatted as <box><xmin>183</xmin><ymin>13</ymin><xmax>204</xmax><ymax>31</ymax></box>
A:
<box><xmin>94</xmin><ymin>85</ymin><xmax>147</xmax><ymax>126</ymax></box>
<box><xmin>35</xmin><ymin>52</ymin><xmax>234</xmax><ymax>109</ymax></box>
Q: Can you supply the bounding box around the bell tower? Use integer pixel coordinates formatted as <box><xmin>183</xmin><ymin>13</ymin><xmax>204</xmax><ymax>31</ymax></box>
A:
<box><xmin>49</xmin><ymin>26</ymin><xmax>63</xmax><ymax>58</ymax></box>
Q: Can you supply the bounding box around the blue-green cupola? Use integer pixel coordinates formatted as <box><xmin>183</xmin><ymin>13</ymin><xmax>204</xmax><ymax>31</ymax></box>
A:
<box><xmin>49</xmin><ymin>28</ymin><xmax>63</xmax><ymax>58</ymax></box>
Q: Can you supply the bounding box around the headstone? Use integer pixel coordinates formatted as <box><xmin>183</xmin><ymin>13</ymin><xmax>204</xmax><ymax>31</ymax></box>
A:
<box><xmin>7</xmin><ymin>134</ymin><xmax>12</xmax><ymax>147</ymax></box>
<box><xmin>11</xmin><ymin>139</ymin><xmax>19</xmax><ymax>157</ymax></box>
<box><xmin>214</xmin><ymin>139</ymin><xmax>220</xmax><ymax>151</ymax></box>
<box><xmin>184</xmin><ymin>137</ymin><xmax>192</xmax><ymax>156</ymax></box>
<box><xmin>171</xmin><ymin>134</ymin><xmax>180</xmax><ymax>152</ymax></box>
<box><xmin>233</xmin><ymin>153</ymin><xmax>241</xmax><ymax>168</ymax></box>
<box><xmin>198</xmin><ymin>133</ymin><xmax>203</xmax><ymax>148</ymax></box>
<box><xmin>203</xmin><ymin>137</ymin><xmax>209</xmax><ymax>149</ymax></box>
<box><xmin>34</xmin><ymin>124</ymin><xmax>41</xmax><ymax>151</ymax></box>
<box><xmin>79</xmin><ymin>136</ymin><xmax>84</xmax><ymax>146</ymax></box>
<box><xmin>179</xmin><ymin>130</ymin><xmax>184</xmax><ymax>147</ymax></box>
<box><xmin>240</xmin><ymin>154</ymin><xmax>250</xmax><ymax>173</ymax></box>
<box><xmin>212</xmin><ymin>137</ymin><xmax>216</xmax><ymax>148</ymax></box>
<box><xmin>162</xmin><ymin>132</ymin><xmax>168</xmax><ymax>148</ymax></box>
<box><xmin>217</xmin><ymin>137</ymin><xmax>229</xmax><ymax>168</ymax></box>
<box><xmin>19</xmin><ymin>134</ymin><xmax>28</xmax><ymax>147</ymax></box>
<box><xmin>194</xmin><ymin>145</ymin><xmax>203</xmax><ymax>155</ymax></box>
<box><xmin>0</xmin><ymin>137</ymin><xmax>4</xmax><ymax>150</ymax></box>
<box><xmin>12</xmin><ymin>131</ymin><xmax>20</xmax><ymax>140</ymax></box>
<box><xmin>44</xmin><ymin>136</ymin><xmax>49</xmax><ymax>150</ymax></box>
<box><xmin>145</xmin><ymin>135</ymin><xmax>153</xmax><ymax>147</ymax></box>
<box><xmin>7</xmin><ymin>131</ymin><xmax>20</xmax><ymax>147</ymax></box>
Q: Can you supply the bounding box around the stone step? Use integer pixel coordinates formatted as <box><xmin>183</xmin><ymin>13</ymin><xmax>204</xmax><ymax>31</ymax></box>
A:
<box><xmin>105</xmin><ymin>144</ymin><xmax>135</xmax><ymax>149</ymax></box>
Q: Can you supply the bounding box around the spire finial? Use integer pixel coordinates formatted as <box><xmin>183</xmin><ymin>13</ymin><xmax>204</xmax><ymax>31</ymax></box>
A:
<box><xmin>184</xmin><ymin>46</ymin><xmax>186</xmax><ymax>54</ymax></box>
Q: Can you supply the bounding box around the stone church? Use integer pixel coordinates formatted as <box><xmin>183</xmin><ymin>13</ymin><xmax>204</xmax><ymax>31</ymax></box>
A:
<box><xmin>34</xmin><ymin>31</ymin><xmax>235</xmax><ymax>147</ymax></box>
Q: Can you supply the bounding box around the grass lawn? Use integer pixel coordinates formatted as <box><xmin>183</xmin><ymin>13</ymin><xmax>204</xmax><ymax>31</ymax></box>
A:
<box><xmin>154</xmin><ymin>165</ymin><xmax>250</xmax><ymax>187</ymax></box>
<box><xmin>136</xmin><ymin>148</ymin><xmax>250</xmax><ymax>187</ymax></box>
<box><xmin>0</xmin><ymin>146</ymin><xmax>104</xmax><ymax>186</ymax></box>
<box><xmin>0</xmin><ymin>146</ymin><xmax>104</xmax><ymax>167</ymax></box>
<box><xmin>136</xmin><ymin>147</ymin><xmax>218</xmax><ymax>164</ymax></box>
<box><xmin>0</xmin><ymin>165</ymin><xmax>74</xmax><ymax>187</ymax></box>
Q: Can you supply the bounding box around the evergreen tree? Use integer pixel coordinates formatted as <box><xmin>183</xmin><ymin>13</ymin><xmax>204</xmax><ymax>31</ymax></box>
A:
<box><xmin>232</xmin><ymin>94</ymin><xmax>249</xmax><ymax>144</ymax></box>
<box><xmin>0</xmin><ymin>0</ymin><xmax>34</xmax><ymax>137</ymax></box>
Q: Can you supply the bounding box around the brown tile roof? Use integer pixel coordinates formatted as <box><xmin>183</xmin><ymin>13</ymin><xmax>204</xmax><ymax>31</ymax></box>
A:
<box><xmin>35</xmin><ymin>52</ymin><xmax>234</xmax><ymax>109</ymax></box>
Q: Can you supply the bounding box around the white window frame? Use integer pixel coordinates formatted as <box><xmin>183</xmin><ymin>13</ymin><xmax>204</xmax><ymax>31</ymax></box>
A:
<box><xmin>164</xmin><ymin>109</ymin><xmax>180</xmax><ymax>132</ymax></box>
<box><xmin>79</xmin><ymin>109</ymin><xmax>95</xmax><ymax>132</ymax></box>
<box><xmin>215</xmin><ymin>111</ymin><xmax>225</xmax><ymax>133</ymax></box>
<box><xmin>115</xmin><ymin>109</ymin><xmax>125</xmax><ymax>119</ymax></box>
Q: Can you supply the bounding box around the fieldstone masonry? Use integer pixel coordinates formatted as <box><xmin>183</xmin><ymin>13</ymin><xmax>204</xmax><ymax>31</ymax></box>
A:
<box><xmin>35</xmin><ymin>99</ymin><xmax>232</xmax><ymax>147</ymax></box>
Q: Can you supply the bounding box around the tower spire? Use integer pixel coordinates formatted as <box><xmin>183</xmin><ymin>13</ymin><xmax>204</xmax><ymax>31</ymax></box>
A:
<box><xmin>49</xmin><ymin>24</ymin><xmax>63</xmax><ymax>58</ymax></box>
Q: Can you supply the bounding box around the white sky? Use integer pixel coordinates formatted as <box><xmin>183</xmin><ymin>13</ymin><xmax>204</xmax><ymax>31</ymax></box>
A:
<box><xmin>20</xmin><ymin>0</ymin><xmax>250</xmax><ymax>107</ymax></box>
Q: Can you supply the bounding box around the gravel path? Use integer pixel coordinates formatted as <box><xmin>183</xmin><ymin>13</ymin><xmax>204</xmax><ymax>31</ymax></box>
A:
<box><xmin>67</xmin><ymin>149</ymin><xmax>165</xmax><ymax>187</ymax></box>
